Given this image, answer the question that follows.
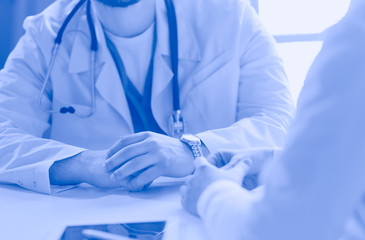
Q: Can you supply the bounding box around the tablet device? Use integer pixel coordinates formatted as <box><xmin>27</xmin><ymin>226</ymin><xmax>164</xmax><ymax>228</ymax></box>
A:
<box><xmin>60</xmin><ymin>221</ymin><xmax>166</xmax><ymax>240</ymax></box>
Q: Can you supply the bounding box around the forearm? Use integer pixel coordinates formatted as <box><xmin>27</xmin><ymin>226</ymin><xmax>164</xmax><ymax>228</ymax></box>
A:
<box><xmin>49</xmin><ymin>153</ymin><xmax>85</xmax><ymax>185</ymax></box>
<box><xmin>197</xmin><ymin>117</ymin><xmax>288</xmax><ymax>176</ymax></box>
<box><xmin>197</xmin><ymin>115</ymin><xmax>290</xmax><ymax>153</ymax></box>
<box><xmin>0</xmin><ymin>127</ymin><xmax>85</xmax><ymax>193</ymax></box>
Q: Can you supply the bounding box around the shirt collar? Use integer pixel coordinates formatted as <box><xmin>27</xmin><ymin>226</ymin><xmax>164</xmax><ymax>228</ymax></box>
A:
<box><xmin>68</xmin><ymin>0</ymin><xmax>202</xmax><ymax>74</ymax></box>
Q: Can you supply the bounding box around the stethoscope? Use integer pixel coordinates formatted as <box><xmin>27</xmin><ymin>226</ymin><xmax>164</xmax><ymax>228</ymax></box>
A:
<box><xmin>38</xmin><ymin>0</ymin><xmax>185</xmax><ymax>137</ymax></box>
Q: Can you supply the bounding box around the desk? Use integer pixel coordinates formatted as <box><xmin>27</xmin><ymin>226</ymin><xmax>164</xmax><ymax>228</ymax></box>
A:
<box><xmin>0</xmin><ymin>180</ymin><xmax>209</xmax><ymax>240</ymax></box>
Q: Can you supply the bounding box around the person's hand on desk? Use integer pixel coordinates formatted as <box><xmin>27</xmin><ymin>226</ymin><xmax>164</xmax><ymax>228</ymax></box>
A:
<box><xmin>180</xmin><ymin>155</ymin><xmax>251</xmax><ymax>216</ymax></box>
<box><xmin>212</xmin><ymin>148</ymin><xmax>275</xmax><ymax>170</ymax></box>
<box><xmin>104</xmin><ymin>131</ymin><xmax>195</xmax><ymax>192</ymax></box>
<box><xmin>179</xmin><ymin>148</ymin><xmax>276</xmax><ymax>215</ymax></box>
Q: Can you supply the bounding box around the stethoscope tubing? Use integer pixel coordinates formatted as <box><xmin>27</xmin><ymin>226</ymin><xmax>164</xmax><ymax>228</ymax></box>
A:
<box><xmin>38</xmin><ymin>44</ymin><xmax>60</xmax><ymax>114</ymax></box>
<box><xmin>38</xmin><ymin>0</ymin><xmax>183</xmax><ymax>135</ymax></box>
<box><xmin>164</xmin><ymin>0</ymin><xmax>180</xmax><ymax>112</ymax></box>
<box><xmin>38</xmin><ymin>0</ymin><xmax>97</xmax><ymax>118</ymax></box>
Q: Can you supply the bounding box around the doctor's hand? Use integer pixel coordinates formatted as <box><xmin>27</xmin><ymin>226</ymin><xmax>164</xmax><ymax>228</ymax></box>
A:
<box><xmin>77</xmin><ymin>150</ymin><xmax>127</xmax><ymax>188</ymax></box>
<box><xmin>50</xmin><ymin>150</ymin><xmax>123</xmax><ymax>188</ymax></box>
<box><xmin>104</xmin><ymin>132</ymin><xmax>196</xmax><ymax>191</ymax></box>
<box><xmin>180</xmin><ymin>156</ymin><xmax>251</xmax><ymax>216</ymax></box>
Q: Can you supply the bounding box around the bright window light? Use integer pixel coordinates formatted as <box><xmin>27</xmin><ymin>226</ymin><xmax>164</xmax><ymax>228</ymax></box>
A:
<box><xmin>277</xmin><ymin>42</ymin><xmax>323</xmax><ymax>103</ymax></box>
<box><xmin>256</xmin><ymin>0</ymin><xmax>350</xmax><ymax>103</ymax></box>
<box><xmin>259</xmin><ymin>0</ymin><xmax>351</xmax><ymax>35</ymax></box>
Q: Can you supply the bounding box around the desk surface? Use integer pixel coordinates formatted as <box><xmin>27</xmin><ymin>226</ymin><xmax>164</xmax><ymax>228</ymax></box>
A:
<box><xmin>0</xmin><ymin>180</ymin><xmax>209</xmax><ymax>240</ymax></box>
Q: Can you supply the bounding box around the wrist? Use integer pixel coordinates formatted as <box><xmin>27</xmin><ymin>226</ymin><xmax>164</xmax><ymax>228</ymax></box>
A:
<box><xmin>73</xmin><ymin>151</ymin><xmax>89</xmax><ymax>183</ymax></box>
<box><xmin>200</xmin><ymin>141</ymin><xmax>210</xmax><ymax>158</ymax></box>
<box><xmin>180</xmin><ymin>134</ymin><xmax>204</xmax><ymax>159</ymax></box>
<box><xmin>182</xmin><ymin>143</ymin><xmax>194</xmax><ymax>159</ymax></box>
<box><xmin>49</xmin><ymin>152</ymin><xmax>85</xmax><ymax>185</ymax></box>
<box><xmin>77</xmin><ymin>150</ymin><xmax>107</xmax><ymax>184</ymax></box>
<box><xmin>179</xmin><ymin>141</ymin><xmax>196</xmax><ymax>175</ymax></box>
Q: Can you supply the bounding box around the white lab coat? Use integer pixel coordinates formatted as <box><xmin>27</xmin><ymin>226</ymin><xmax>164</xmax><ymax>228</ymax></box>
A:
<box><xmin>0</xmin><ymin>0</ymin><xmax>294</xmax><ymax>194</ymax></box>
<box><xmin>196</xmin><ymin>0</ymin><xmax>365</xmax><ymax>239</ymax></box>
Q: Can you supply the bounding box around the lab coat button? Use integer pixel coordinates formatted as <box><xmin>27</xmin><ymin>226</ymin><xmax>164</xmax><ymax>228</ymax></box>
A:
<box><xmin>17</xmin><ymin>180</ymin><xmax>23</xmax><ymax>186</ymax></box>
<box><xmin>33</xmin><ymin>181</ymin><xmax>37</xmax><ymax>188</ymax></box>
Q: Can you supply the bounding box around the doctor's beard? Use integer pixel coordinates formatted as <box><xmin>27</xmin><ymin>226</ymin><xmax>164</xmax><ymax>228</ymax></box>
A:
<box><xmin>95</xmin><ymin>0</ymin><xmax>140</xmax><ymax>7</ymax></box>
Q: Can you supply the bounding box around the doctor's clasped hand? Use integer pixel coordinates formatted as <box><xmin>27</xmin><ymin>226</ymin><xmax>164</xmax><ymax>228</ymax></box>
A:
<box><xmin>105</xmin><ymin>132</ymin><xmax>196</xmax><ymax>191</ymax></box>
<box><xmin>50</xmin><ymin>131</ymin><xmax>197</xmax><ymax>191</ymax></box>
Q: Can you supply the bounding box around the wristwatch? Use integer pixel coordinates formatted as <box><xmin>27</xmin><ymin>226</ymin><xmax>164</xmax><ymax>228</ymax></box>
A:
<box><xmin>180</xmin><ymin>134</ymin><xmax>203</xmax><ymax>159</ymax></box>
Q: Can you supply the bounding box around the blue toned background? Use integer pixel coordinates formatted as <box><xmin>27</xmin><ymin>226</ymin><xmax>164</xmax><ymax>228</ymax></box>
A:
<box><xmin>0</xmin><ymin>0</ymin><xmax>55</xmax><ymax>68</ymax></box>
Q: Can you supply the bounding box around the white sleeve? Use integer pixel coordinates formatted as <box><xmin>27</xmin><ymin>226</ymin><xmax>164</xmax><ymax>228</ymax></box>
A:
<box><xmin>197</xmin><ymin>180</ymin><xmax>263</xmax><ymax>240</ymax></box>
<box><xmin>197</xmin><ymin>2</ymin><xmax>365</xmax><ymax>239</ymax></box>
<box><xmin>0</xmin><ymin>15</ymin><xmax>85</xmax><ymax>194</ymax></box>
<box><xmin>197</xmin><ymin>0</ymin><xmax>294</xmax><ymax>158</ymax></box>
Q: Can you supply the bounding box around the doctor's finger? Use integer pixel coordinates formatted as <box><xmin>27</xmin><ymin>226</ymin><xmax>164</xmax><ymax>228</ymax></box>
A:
<box><xmin>110</xmin><ymin>154</ymin><xmax>153</xmax><ymax>181</ymax></box>
<box><xmin>105</xmin><ymin>141</ymin><xmax>148</xmax><ymax>172</ymax></box>
<box><xmin>107</xmin><ymin>132</ymin><xmax>150</xmax><ymax>157</ymax></box>
<box><xmin>127</xmin><ymin>167</ymin><xmax>162</xmax><ymax>192</ymax></box>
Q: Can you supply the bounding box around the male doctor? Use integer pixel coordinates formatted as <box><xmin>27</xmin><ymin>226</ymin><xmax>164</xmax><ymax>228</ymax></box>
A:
<box><xmin>181</xmin><ymin>0</ymin><xmax>365</xmax><ymax>239</ymax></box>
<box><xmin>0</xmin><ymin>0</ymin><xmax>293</xmax><ymax>194</ymax></box>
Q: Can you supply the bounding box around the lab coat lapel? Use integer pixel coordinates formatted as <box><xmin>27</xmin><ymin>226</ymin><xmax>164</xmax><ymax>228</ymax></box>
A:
<box><xmin>151</xmin><ymin>0</ymin><xmax>201</xmax><ymax>132</ymax></box>
<box><xmin>95</xmin><ymin>48</ymin><xmax>133</xmax><ymax>133</ymax></box>
<box><xmin>151</xmin><ymin>52</ymin><xmax>173</xmax><ymax>134</ymax></box>
<box><xmin>67</xmin><ymin>7</ymin><xmax>133</xmax><ymax>132</ymax></box>
<box><xmin>67</xmin><ymin>6</ymin><xmax>103</xmax><ymax>73</ymax></box>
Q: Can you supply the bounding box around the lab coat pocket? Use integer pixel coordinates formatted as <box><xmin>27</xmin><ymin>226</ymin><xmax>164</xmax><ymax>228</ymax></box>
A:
<box><xmin>182</xmin><ymin>59</ymin><xmax>238</xmax><ymax>132</ymax></box>
<box><xmin>50</xmin><ymin>99</ymin><xmax>93</xmax><ymax>147</ymax></box>
<box><xmin>191</xmin><ymin>50</ymin><xmax>228</xmax><ymax>88</ymax></box>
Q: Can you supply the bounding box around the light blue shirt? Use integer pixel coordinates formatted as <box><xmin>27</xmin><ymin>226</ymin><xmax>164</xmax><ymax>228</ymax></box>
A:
<box><xmin>105</xmin><ymin>23</ymin><xmax>155</xmax><ymax>95</ymax></box>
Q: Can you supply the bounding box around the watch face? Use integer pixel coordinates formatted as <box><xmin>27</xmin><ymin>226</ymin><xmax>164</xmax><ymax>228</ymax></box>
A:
<box><xmin>181</xmin><ymin>134</ymin><xmax>200</xmax><ymax>144</ymax></box>
<box><xmin>180</xmin><ymin>134</ymin><xmax>203</xmax><ymax>159</ymax></box>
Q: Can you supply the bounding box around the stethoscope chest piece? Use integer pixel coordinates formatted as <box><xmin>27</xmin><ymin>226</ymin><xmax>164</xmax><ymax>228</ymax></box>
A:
<box><xmin>169</xmin><ymin>110</ymin><xmax>185</xmax><ymax>138</ymax></box>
